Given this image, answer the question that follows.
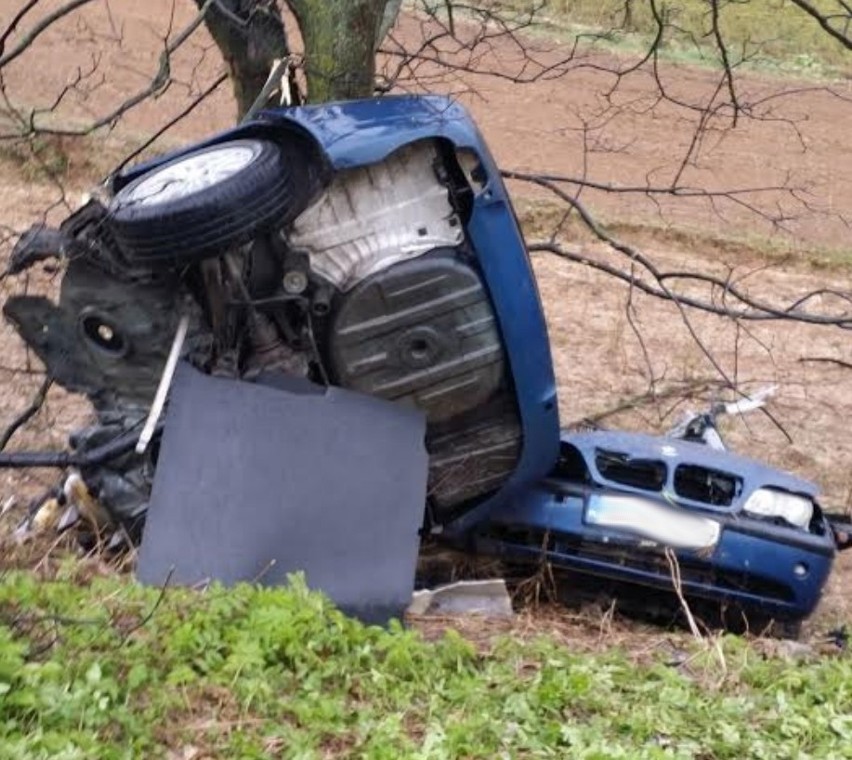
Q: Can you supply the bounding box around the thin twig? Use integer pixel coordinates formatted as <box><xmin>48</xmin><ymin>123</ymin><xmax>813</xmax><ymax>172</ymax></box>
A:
<box><xmin>664</xmin><ymin>547</ymin><xmax>702</xmax><ymax>640</ymax></box>
<box><xmin>0</xmin><ymin>376</ymin><xmax>52</xmax><ymax>452</ymax></box>
<box><xmin>799</xmin><ymin>356</ymin><xmax>852</xmax><ymax>370</ymax></box>
<box><xmin>119</xmin><ymin>567</ymin><xmax>174</xmax><ymax>646</ymax></box>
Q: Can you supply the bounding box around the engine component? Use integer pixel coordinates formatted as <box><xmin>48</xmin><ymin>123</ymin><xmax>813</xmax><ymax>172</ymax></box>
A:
<box><xmin>3</xmin><ymin>258</ymin><xmax>195</xmax><ymax>411</ymax></box>
<box><xmin>287</xmin><ymin>141</ymin><xmax>463</xmax><ymax>290</ymax></box>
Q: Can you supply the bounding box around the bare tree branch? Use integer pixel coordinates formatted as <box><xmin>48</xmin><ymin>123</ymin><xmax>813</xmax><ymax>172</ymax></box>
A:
<box><xmin>0</xmin><ymin>0</ymin><xmax>221</xmax><ymax>138</ymax></box>
<box><xmin>799</xmin><ymin>356</ymin><xmax>852</xmax><ymax>370</ymax></box>
<box><xmin>107</xmin><ymin>71</ymin><xmax>228</xmax><ymax>178</ymax></box>
<box><xmin>0</xmin><ymin>376</ymin><xmax>52</xmax><ymax>452</ymax></box>
<box><xmin>510</xmin><ymin>171</ymin><xmax>852</xmax><ymax>329</ymax></box>
<box><xmin>789</xmin><ymin>0</ymin><xmax>852</xmax><ymax>50</ymax></box>
<box><xmin>0</xmin><ymin>0</ymin><xmax>42</xmax><ymax>54</ymax></box>
<box><xmin>0</xmin><ymin>0</ymin><xmax>97</xmax><ymax>69</ymax></box>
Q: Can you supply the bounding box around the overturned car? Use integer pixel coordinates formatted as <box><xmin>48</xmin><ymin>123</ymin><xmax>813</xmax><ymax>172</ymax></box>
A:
<box><xmin>3</xmin><ymin>95</ymin><xmax>849</xmax><ymax>629</ymax></box>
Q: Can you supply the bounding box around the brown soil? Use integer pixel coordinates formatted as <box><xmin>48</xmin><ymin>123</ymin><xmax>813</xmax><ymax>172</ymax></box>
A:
<box><xmin>0</xmin><ymin>1</ymin><xmax>850</xmax><ymax>636</ymax></box>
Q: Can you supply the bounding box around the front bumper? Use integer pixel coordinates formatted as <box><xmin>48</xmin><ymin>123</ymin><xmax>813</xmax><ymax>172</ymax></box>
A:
<box><xmin>476</xmin><ymin>483</ymin><xmax>835</xmax><ymax>621</ymax></box>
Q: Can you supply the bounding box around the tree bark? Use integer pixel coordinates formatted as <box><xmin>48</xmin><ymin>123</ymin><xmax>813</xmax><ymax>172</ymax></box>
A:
<box><xmin>287</xmin><ymin>0</ymin><xmax>389</xmax><ymax>102</ymax></box>
<box><xmin>377</xmin><ymin>0</ymin><xmax>402</xmax><ymax>45</ymax></box>
<box><xmin>196</xmin><ymin>0</ymin><xmax>292</xmax><ymax>120</ymax></box>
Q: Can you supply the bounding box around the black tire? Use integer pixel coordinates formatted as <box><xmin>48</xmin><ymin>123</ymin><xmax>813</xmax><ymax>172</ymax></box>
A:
<box><xmin>108</xmin><ymin>138</ymin><xmax>316</xmax><ymax>263</ymax></box>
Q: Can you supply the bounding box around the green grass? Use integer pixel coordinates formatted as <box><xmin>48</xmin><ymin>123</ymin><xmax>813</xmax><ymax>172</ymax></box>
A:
<box><xmin>514</xmin><ymin>197</ymin><xmax>852</xmax><ymax>272</ymax></box>
<box><xmin>502</xmin><ymin>0</ymin><xmax>850</xmax><ymax>76</ymax></box>
<box><xmin>2</xmin><ymin>568</ymin><xmax>851</xmax><ymax>759</ymax></box>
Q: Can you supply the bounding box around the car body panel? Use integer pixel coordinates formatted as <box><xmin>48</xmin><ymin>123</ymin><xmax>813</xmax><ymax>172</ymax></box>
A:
<box><xmin>480</xmin><ymin>430</ymin><xmax>835</xmax><ymax>619</ymax></box>
<box><xmin>569</xmin><ymin>430</ymin><xmax>818</xmax><ymax>508</ymax></box>
<box><xmin>478</xmin><ymin>518</ymin><xmax>833</xmax><ymax>621</ymax></box>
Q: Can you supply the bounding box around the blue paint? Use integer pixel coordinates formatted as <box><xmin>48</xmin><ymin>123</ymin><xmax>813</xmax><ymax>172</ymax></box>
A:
<box><xmin>483</xmin><ymin>430</ymin><xmax>836</xmax><ymax>620</ymax></box>
<box><xmin>568</xmin><ymin>430</ymin><xmax>818</xmax><ymax>508</ymax></box>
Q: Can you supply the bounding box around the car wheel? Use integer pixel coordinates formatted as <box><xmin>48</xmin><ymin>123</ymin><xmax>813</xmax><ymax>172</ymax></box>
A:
<box><xmin>108</xmin><ymin>139</ymin><xmax>314</xmax><ymax>263</ymax></box>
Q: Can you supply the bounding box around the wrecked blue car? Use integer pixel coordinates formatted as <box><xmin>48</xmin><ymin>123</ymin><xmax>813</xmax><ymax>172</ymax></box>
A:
<box><xmin>3</xmin><ymin>95</ymin><xmax>849</xmax><ymax>630</ymax></box>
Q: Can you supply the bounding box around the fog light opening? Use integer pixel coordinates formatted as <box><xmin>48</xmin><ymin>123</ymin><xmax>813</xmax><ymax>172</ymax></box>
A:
<box><xmin>793</xmin><ymin>562</ymin><xmax>809</xmax><ymax>579</ymax></box>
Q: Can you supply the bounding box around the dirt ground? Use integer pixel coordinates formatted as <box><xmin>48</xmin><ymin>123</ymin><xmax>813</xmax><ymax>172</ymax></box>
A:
<box><xmin>0</xmin><ymin>1</ymin><xmax>850</xmax><ymax>635</ymax></box>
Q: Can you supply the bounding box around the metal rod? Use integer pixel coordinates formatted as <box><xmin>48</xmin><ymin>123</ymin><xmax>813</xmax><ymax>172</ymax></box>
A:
<box><xmin>136</xmin><ymin>314</ymin><xmax>189</xmax><ymax>455</ymax></box>
<box><xmin>0</xmin><ymin>421</ymin><xmax>165</xmax><ymax>469</ymax></box>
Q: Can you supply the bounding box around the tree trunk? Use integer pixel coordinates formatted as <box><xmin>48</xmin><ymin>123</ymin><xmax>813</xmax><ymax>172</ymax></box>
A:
<box><xmin>287</xmin><ymin>0</ymin><xmax>389</xmax><ymax>102</ymax></box>
<box><xmin>196</xmin><ymin>0</ymin><xmax>292</xmax><ymax>120</ymax></box>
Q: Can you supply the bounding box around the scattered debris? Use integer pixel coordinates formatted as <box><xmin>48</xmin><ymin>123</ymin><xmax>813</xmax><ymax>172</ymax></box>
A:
<box><xmin>665</xmin><ymin>384</ymin><xmax>777</xmax><ymax>450</ymax></box>
<box><xmin>0</xmin><ymin>495</ymin><xmax>16</xmax><ymax>516</ymax></box>
<box><xmin>821</xmin><ymin>625</ymin><xmax>849</xmax><ymax>651</ymax></box>
<box><xmin>408</xmin><ymin>579</ymin><xmax>514</xmax><ymax>617</ymax></box>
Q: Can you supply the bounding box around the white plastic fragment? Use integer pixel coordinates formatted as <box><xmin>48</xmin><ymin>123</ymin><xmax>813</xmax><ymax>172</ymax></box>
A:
<box><xmin>723</xmin><ymin>384</ymin><xmax>778</xmax><ymax>416</ymax></box>
<box><xmin>407</xmin><ymin>579</ymin><xmax>513</xmax><ymax>617</ymax></box>
<box><xmin>0</xmin><ymin>495</ymin><xmax>16</xmax><ymax>516</ymax></box>
<box><xmin>136</xmin><ymin>314</ymin><xmax>189</xmax><ymax>455</ymax></box>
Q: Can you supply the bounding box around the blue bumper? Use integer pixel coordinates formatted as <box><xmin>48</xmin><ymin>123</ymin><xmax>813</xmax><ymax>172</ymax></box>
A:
<box><xmin>479</xmin><ymin>484</ymin><xmax>835</xmax><ymax>621</ymax></box>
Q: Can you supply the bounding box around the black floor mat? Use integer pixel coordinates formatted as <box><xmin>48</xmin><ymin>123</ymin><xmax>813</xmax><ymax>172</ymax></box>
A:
<box><xmin>137</xmin><ymin>363</ymin><xmax>428</xmax><ymax>624</ymax></box>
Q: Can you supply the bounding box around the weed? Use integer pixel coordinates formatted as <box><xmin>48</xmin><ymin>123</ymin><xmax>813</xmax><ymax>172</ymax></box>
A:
<box><xmin>0</xmin><ymin>136</ymin><xmax>73</xmax><ymax>182</ymax></box>
<box><xmin>1</xmin><ymin>570</ymin><xmax>850</xmax><ymax>758</ymax></box>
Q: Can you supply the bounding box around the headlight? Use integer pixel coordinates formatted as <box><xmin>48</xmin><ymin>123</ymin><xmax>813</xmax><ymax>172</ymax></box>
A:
<box><xmin>743</xmin><ymin>489</ymin><xmax>813</xmax><ymax>529</ymax></box>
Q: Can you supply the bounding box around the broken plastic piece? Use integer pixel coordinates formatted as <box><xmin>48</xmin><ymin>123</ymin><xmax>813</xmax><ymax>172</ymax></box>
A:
<box><xmin>723</xmin><ymin>385</ymin><xmax>777</xmax><ymax>416</ymax></box>
<box><xmin>136</xmin><ymin>314</ymin><xmax>189</xmax><ymax>455</ymax></box>
<box><xmin>408</xmin><ymin>579</ymin><xmax>513</xmax><ymax>617</ymax></box>
<box><xmin>8</xmin><ymin>225</ymin><xmax>72</xmax><ymax>274</ymax></box>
